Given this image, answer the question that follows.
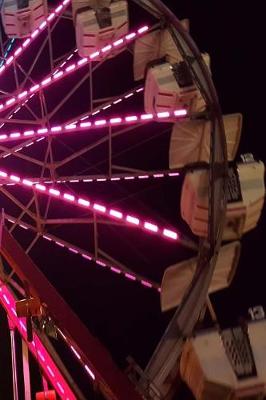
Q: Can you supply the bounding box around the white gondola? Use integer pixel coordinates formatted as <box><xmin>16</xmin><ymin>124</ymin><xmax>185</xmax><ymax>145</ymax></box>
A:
<box><xmin>180</xmin><ymin>320</ymin><xmax>266</xmax><ymax>400</ymax></box>
<box><xmin>133</xmin><ymin>22</ymin><xmax>189</xmax><ymax>81</ymax></box>
<box><xmin>72</xmin><ymin>0</ymin><xmax>128</xmax><ymax>59</ymax></box>
<box><xmin>169</xmin><ymin>113</ymin><xmax>242</xmax><ymax>169</ymax></box>
<box><xmin>160</xmin><ymin>241</ymin><xmax>240</xmax><ymax>312</ymax></box>
<box><xmin>180</xmin><ymin>161</ymin><xmax>265</xmax><ymax>240</ymax></box>
<box><xmin>1</xmin><ymin>0</ymin><xmax>47</xmax><ymax>38</ymax></box>
<box><xmin>144</xmin><ymin>54</ymin><xmax>209</xmax><ymax>114</ymax></box>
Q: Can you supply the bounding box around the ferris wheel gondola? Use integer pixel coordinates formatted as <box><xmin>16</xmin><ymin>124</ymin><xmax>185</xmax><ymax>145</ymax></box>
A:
<box><xmin>0</xmin><ymin>0</ymin><xmax>264</xmax><ymax>399</ymax></box>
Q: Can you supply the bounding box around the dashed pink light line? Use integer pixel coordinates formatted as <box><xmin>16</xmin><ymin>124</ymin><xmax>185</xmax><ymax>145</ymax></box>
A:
<box><xmin>68</xmin><ymin>86</ymin><xmax>144</xmax><ymax>125</ymax></box>
<box><xmin>0</xmin><ymin>0</ymin><xmax>71</xmax><ymax>80</ymax></box>
<box><xmin>6</xmin><ymin>215</ymin><xmax>160</xmax><ymax>292</ymax></box>
<box><xmin>24</xmin><ymin>170</ymin><xmax>179</xmax><ymax>185</ymax></box>
<box><xmin>0</xmin><ymin>26</ymin><xmax>149</xmax><ymax>114</ymax></box>
<box><xmin>0</xmin><ymin>109</ymin><xmax>187</xmax><ymax>143</ymax></box>
<box><xmin>0</xmin><ymin>86</ymin><xmax>142</xmax><ymax>159</ymax></box>
<box><xmin>0</xmin><ymin>169</ymin><xmax>179</xmax><ymax>242</ymax></box>
<box><xmin>0</xmin><ymin>52</ymin><xmax>78</xmax><ymax>156</ymax></box>
<box><xmin>0</xmin><ymin>281</ymin><xmax>76</xmax><ymax>399</ymax></box>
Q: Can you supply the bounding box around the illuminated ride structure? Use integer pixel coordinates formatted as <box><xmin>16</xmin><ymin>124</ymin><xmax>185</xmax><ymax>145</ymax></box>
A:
<box><xmin>0</xmin><ymin>0</ymin><xmax>265</xmax><ymax>399</ymax></box>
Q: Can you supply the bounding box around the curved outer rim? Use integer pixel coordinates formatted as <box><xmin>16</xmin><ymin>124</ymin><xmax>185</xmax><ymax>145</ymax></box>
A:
<box><xmin>134</xmin><ymin>0</ymin><xmax>229</xmax><ymax>395</ymax></box>
<box><xmin>0</xmin><ymin>1</ymin><xmax>228</xmax><ymax>398</ymax></box>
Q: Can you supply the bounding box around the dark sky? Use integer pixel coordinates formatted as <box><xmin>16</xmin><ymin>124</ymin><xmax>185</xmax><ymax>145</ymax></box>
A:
<box><xmin>0</xmin><ymin>1</ymin><xmax>265</xmax><ymax>399</ymax></box>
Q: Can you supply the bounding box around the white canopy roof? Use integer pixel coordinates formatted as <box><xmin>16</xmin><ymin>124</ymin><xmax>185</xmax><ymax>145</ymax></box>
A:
<box><xmin>133</xmin><ymin>23</ymin><xmax>189</xmax><ymax>81</ymax></box>
<box><xmin>169</xmin><ymin>113</ymin><xmax>242</xmax><ymax>169</ymax></box>
<box><xmin>160</xmin><ymin>241</ymin><xmax>240</xmax><ymax>312</ymax></box>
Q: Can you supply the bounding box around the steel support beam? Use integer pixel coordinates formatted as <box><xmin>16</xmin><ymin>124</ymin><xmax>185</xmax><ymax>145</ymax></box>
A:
<box><xmin>0</xmin><ymin>224</ymin><xmax>141</xmax><ymax>400</ymax></box>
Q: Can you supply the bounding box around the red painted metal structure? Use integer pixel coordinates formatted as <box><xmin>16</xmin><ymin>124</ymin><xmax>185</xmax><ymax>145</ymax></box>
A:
<box><xmin>0</xmin><ymin>223</ymin><xmax>141</xmax><ymax>400</ymax></box>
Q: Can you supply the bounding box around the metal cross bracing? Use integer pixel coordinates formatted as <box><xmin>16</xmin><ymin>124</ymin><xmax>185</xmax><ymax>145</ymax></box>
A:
<box><xmin>0</xmin><ymin>0</ymin><xmax>227</xmax><ymax>398</ymax></box>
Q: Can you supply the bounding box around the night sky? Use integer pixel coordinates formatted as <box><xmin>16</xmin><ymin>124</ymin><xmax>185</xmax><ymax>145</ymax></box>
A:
<box><xmin>0</xmin><ymin>1</ymin><xmax>265</xmax><ymax>399</ymax></box>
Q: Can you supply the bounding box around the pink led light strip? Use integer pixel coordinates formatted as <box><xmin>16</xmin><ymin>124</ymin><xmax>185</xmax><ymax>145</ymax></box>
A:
<box><xmin>1</xmin><ymin>169</ymin><xmax>179</xmax><ymax>242</ymax></box>
<box><xmin>6</xmin><ymin>215</ymin><xmax>160</xmax><ymax>291</ymax></box>
<box><xmin>30</xmin><ymin>170</ymin><xmax>181</xmax><ymax>184</ymax></box>
<box><xmin>68</xmin><ymin>86</ymin><xmax>144</xmax><ymax>124</ymax></box>
<box><xmin>0</xmin><ymin>26</ymin><xmax>149</xmax><ymax>114</ymax></box>
<box><xmin>0</xmin><ymin>280</ymin><xmax>76</xmax><ymax>399</ymax></box>
<box><xmin>0</xmin><ymin>88</ymin><xmax>142</xmax><ymax>162</ymax></box>
<box><xmin>0</xmin><ymin>0</ymin><xmax>71</xmax><ymax>79</ymax></box>
<box><xmin>0</xmin><ymin>52</ymin><xmax>79</xmax><ymax>156</ymax></box>
<box><xmin>0</xmin><ymin>109</ymin><xmax>187</xmax><ymax>143</ymax></box>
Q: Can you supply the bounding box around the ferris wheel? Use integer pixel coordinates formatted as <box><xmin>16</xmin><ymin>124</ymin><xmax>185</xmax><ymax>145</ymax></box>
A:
<box><xmin>0</xmin><ymin>0</ymin><xmax>265</xmax><ymax>399</ymax></box>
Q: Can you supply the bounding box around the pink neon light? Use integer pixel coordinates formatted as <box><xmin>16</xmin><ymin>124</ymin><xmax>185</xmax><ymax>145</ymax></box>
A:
<box><xmin>113</xmin><ymin>98</ymin><xmax>122</xmax><ymax>104</ymax></box>
<box><xmin>168</xmin><ymin>172</ymin><xmax>180</xmax><ymax>177</ymax></box>
<box><xmin>51</xmin><ymin>126</ymin><xmax>62</xmax><ymax>132</ymax></box>
<box><xmin>144</xmin><ymin>222</ymin><xmax>158</xmax><ymax>233</ymax></box>
<box><xmin>37</xmin><ymin>128</ymin><xmax>48</xmax><ymax>134</ymax></box>
<box><xmin>18</xmin><ymin>91</ymin><xmax>27</xmax><ymax>99</ymax></box>
<box><xmin>70</xmin><ymin>345</ymin><xmax>81</xmax><ymax>360</ymax></box>
<box><xmin>0</xmin><ymin>26</ymin><xmax>149</xmax><ymax>115</ymax></box>
<box><xmin>24</xmin><ymin>130</ymin><xmax>34</xmax><ymax>136</ymax></box>
<box><xmin>141</xmin><ymin>113</ymin><xmax>153</xmax><ymax>120</ymax></box>
<box><xmin>0</xmin><ymin>280</ymin><xmax>76</xmax><ymax>399</ymax></box>
<box><xmin>25</xmin><ymin>171</ymin><xmax>180</xmax><ymax>188</ymax></box>
<box><xmin>96</xmin><ymin>260</ymin><xmax>106</xmax><ymax>267</ymax></box>
<box><xmin>125</xmin><ymin>92</ymin><xmax>133</xmax><ymax>99</ymax></box>
<box><xmin>94</xmin><ymin>119</ymin><xmax>106</xmax><ymax>126</ymax></box>
<box><xmin>93</xmin><ymin>203</ymin><xmax>106</xmax><ymax>213</ymax></box>
<box><xmin>113</xmin><ymin>39</ymin><xmax>123</xmax><ymax>47</ymax></box>
<box><xmin>102</xmin><ymin>44</ymin><xmax>112</xmax><ymax>52</ymax></box>
<box><xmin>41</xmin><ymin>77</ymin><xmax>52</xmax><ymax>86</ymax></box>
<box><xmin>54</xmin><ymin>71</ymin><xmax>63</xmax><ymax>79</ymax></box>
<box><xmin>22</xmin><ymin>179</ymin><xmax>33</xmax><ymax>186</ymax></box>
<box><xmin>78</xmin><ymin>198</ymin><xmax>90</xmax><ymax>207</ymax></box>
<box><xmin>30</xmin><ymin>84</ymin><xmax>39</xmax><ymax>93</ymax></box>
<box><xmin>126</xmin><ymin>215</ymin><xmax>139</xmax><ymax>225</ymax></box>
<box><xmin>110</xmin><ymin>117</ymin><xmax>122</xmax><ymax>124</ymax></box>
<box><xmin>6</xmin><ymin>217</ymin><xmax>159</xmax><ymax>292</ymax></box>
<box><xmin>174</xmin><ymin>109</ymin><xmax>187</xmax><ymax>117</ymax></box>
<box><xmin>126</xmin><ymin>32</ymin><xmax>136</xmax><ymax>40</ymax></box>
<box><xmin>0</xmin><ymin>0</ymin><xmax>70</xmax><ymax>78</ymax></box>
<box><xmin>63</xmin><ymin>193</ymin><xmax>75</xmax><ymax>201</ymax></box>
<box><xmin>157</xmin><ymin>111</ymin><xmax>170</xmax><ymax>118</ymax></box>
<box><xmin>23</xmin><ymin>38</ymin><xmax>31</xmax><ymax>47</ymax></box>
<box><xmin>69</xmin><ymin>247</ymin><xmax>78</xmax><ymax>254</ymax></box>
<box><xmin>109</xmin><ymin>209</ymin><xmax>123</xmax><ymax>219</ymax></box>
<box><xmin>6</xmin><ymin>98</ymin><xmax>15</xmax><ymax>106</ymax></box>
<box><xmin>138</xmin><ymin>175</ymin><xmax>149</xmax><ymax>179</ymax></box>
<box><xmin>35</xmin><ymin>184</ymin><xmax>46</xmax><ymax>191</ymax></box>
<box><xmin>1</xmin><ymin>169</ymin><xmax>180</xmax><ymax>243</ymax></box>
<box><xmin>125</xmin><ymin>115</ymin><xmax>138</xmax><ymax>122</ymax></box>
<box><xmin>49</xmin><ymin>188</ymin><xmax>60</xmax><ymax>196</ymax></box>
<box><xmin>125</xmin><ymin>273</ymin><xmax>136</xmax><ymax>281</ymax></box>
<box><xmin>10</xmin><ymin>132</ymin><xmax>21</xmax><ymax>138</ymax></box>
<box><xmin>138</xmin><ymin>26</ymin><xmax>149</xmax><ymax>34</ymax></box>
<box><xmin>85</xmin><ymin>365</ymin><xmax>95</xmax><ymax>380</ymax></box>
<box><xmin>110</xmin><ymin>267</ymin><xmax>121</xmax><ymax>274</ymax></box>
<box><xmin>10</xmin><ymin>175</ymin><xmax>20</xmax><ymax>182</ymax></box>
<box><xmin>55</xmin><ymin>241</ymin><xmax>64</xmax><ymax>247</ymax></box>
<box><xmin>141</xmin><ymin>280</ymin><xmax>153</xmax><ymax>288</ymax></box>
<box><xmin>65</xmin><ymin>124</ymin><xmax>76</xmax><ymax>130</ymax></box>
<box><xmin>14</xmin><ymin>48</ymin><xmax>21</xmax><ymax>57</ymax></box>
<box><xmin>43</xmin><ymin>235</ymin><xmax>52</xmax><ymax>241</ymax></box>
<box><xmin>163</xmin><ymin>229</ymin><xmax>178</xmax><ymax>240</ymax></box>
<box><xmin>1</xmin><ymin>85</ymin><xmax>140</xmax><ymax>137</ymax></box>
<box><xmin>0</xmin><ymin>110</ymin><xmax>187</xmax><ymax>144</ymax></box>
